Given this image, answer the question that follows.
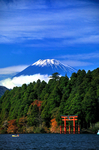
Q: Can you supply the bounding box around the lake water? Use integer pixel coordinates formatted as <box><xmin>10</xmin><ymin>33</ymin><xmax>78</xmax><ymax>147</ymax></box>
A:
<box><xmin>0</xmin><ymin>134</ymin><xmax>99</xmax><ymax>150</ymax></box>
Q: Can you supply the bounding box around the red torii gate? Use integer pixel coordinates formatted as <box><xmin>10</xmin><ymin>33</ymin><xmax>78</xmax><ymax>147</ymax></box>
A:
<box><xmin>60</xmin><ymin>115</ymin><xmax>80</xmax><ymax>134</ymax></box>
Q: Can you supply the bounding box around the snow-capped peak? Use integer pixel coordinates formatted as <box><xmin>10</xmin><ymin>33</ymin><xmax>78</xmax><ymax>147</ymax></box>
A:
<box><xmin>14</xmin><ymin>58</ymin><xmax>77</xmax><ymax>78</ymax></box>
<box><xmin>32</xmin><ymin>59</ymin><xmax>60</xmax><ymax>67</ymax></box>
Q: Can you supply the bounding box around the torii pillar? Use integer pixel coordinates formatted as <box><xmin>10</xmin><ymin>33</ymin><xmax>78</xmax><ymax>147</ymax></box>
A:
<box><xmin>64</xmin><ymin>117</ymin><xmax>66</xmax><ymax>134</ymax></box>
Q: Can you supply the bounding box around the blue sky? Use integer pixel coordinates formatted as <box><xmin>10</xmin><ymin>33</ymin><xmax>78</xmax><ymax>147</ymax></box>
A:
<box><xmin>0</xmin><ymin>0</ymin><xmax>99</xmax><ymax>88</ymax></box>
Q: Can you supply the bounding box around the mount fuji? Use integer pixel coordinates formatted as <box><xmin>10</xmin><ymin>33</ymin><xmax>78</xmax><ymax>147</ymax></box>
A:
<box><xmin>14</xmin><ymin>59</ymin><xmax>77</xmax><ymax>78</ymax></box>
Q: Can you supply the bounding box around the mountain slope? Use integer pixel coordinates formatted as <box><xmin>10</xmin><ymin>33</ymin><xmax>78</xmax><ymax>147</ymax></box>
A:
<box><xmin>14</xmin><ymin>59</ymin><xmax>77</xmax><ymax>77</ymax></box>
<box><xmin>0</xmin><ymin>86</ymin><xmax>9</xmax><ymax>97</ymax></box>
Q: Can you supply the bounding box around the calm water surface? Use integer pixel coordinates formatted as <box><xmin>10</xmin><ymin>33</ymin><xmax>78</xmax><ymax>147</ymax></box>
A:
<box><xmin>0</xmin><ymin>134</ymin><xmax>99</xmax><ymax>150</ymax></box>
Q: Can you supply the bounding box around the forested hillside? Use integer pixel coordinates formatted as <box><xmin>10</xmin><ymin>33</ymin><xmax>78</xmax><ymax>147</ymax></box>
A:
<box><xmin>0</xmin><ymin>68</ymin><xmax>99</xmax><ymax>133</ymax></box>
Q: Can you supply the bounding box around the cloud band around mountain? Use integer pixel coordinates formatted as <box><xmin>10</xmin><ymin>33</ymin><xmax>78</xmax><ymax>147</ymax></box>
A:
<box><xmin>0</xmin><ymin>74</ymin><xmax>49</xmax><ymax>89</ymax></box>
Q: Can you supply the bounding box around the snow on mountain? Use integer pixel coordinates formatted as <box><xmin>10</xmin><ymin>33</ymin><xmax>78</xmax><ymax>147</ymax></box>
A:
<box><xmin>32</xmin><ymin>59</ymin><xmax>60</xmax><ymax>67</ymax></box>
<box><xmin>14</xmin><ymin>59</ymin><xmax>77</xmax><ymax>77</ymax></box>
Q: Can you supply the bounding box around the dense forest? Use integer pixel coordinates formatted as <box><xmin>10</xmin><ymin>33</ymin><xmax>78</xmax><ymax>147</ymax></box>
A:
<box><xmin>0</xmin><ymin>68</ymin><xmax>99</xmax><ymax>134</ymax></box>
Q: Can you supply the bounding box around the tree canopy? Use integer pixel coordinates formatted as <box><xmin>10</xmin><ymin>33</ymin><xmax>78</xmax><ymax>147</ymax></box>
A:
<box><xmin>0</xmin><ymin>68</ymin><xmax>99</xmax><ymax>133</ymax></box>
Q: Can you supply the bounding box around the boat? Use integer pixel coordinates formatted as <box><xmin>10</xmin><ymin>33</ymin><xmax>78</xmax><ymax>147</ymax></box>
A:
<box><xmin>12</xmin><ymin>134</ymin><xmax>19</xmax><ymax>137</ymax></box>
<box><xmin>97</xmin><ymin>130</ymin><xmax>99</xmax><ymax>135</ymax></box>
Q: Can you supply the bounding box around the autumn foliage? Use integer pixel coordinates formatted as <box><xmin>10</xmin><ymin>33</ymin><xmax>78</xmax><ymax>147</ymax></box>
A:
<box><xmin>7</xmin><ymin>119</ymin><xmax>18</xmax><ymax>133</ymax></box>
<box><xmin>50</xmin><ymin>118</ymin><xmax>60</xmax><ymax>133</ymax></box>
<box><xmin>31</xmin><ymin>100</ymin><xmax>42</xmax><ymax>107</ymax></box>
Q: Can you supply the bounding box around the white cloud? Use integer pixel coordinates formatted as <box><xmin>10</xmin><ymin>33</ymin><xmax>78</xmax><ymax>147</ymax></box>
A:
<box><xmin>58</xmin><ymin>52</ymin><xmax>99</xmax><ymax>60</ymax></box>
<box><xmin>0</xmin><ymin>65</ymin><xmax>49</xmax><ymax>89</ymax></box>
<box><xmin>0</xmin><ymin>0</ymin><xmax>99</xmax><ymax>44</ymax></box>
<box><xmin>61</xmin><ymin>60</ymin><xmax>93</xmax><ymax>67</ymax></box>
<box><xmin>65</xmin><ymin>35</ymin><xmax>99</xmax><ymax>44</ymax></box>
<box><xmin>57</xmin><ymin>52</ymin><xmax>99</xmax><ymax>67</ymax></box>
<box><xmin>0</xmin><ymin>78</ymin><xmax>15</xmax><ymax>89</ymax></box>
<box><xmin>0</xmin><ymin>74</ymin><xmax>49</xmax><ymax>89</ymax></box>
<box><xmin>0</xmin><ymin>65</ymin><xmax>28</xmax><ymax>75</ymax></box>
